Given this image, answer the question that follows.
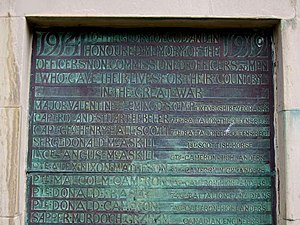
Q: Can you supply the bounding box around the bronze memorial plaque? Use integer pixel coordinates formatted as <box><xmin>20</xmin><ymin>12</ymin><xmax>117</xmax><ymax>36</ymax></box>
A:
<box><xmin>27</xmin><ymin>29</ymin><xmax>275</xmax><ymax>225</ymax></box>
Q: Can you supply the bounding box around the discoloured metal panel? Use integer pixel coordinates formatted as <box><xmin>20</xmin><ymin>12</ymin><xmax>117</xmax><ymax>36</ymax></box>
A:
<box><xmin>27</xmin><ymin>29</ymin><xmax>275</xmax><ymax>225</ymax></box>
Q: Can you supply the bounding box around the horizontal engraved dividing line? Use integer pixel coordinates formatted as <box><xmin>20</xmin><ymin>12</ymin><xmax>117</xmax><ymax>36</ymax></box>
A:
<box><xmin>27</xmin><ymin>162</ymin><xmax>273</xmax><ymax>168</ymax></box>
<box><xmin>27</xmin><ymin>211</ymin><xmax>273</xmax><ymax>215</ymax></box>
<box><xmin>28</xmin><ymin>197</ymin><xmax>272</xmax><ymax>202</ymax></box>
<box><xmin>27</xmin><ymin>186</ymin><xmax>273</xmax><ymax>191</ymax></box>
<box><xmin>30</xmin><ymin>120</ymin><xmax>271</xmax><ymax>126</ymax></box>
<box><xmin>27</xmin><ymin>209</ymin><xmax>272</xmax><ymax>216</ymax></box>
<box><xmin>27</xmin><ymin>169</ymin><xmax>275</xmax><ymax>175</ymax></box>
<box><xmin>28</xmin><ymin>207</ymin><xmax>272</xmax><ymax>215</ymax></box>
<box><xmin>28</xmin><ymin>162</ymin><xmax>273</xmax><ymax>167</ymax></box>
<box><xmin>30</xmin><ymin>134</ymin><xmax>270</xmax><ymax>139</ymax></box>
<box><xmin>28</xmin><ymin>185</ymin><xmax>273</xmax><ymax>192</ymax></box>
<box><xmin>29</xmin><ymin>148</ymin><xmax>271</xmax><ymax>152</ymax></box>
<box><xmin>27</xmin><ymin>211</ymin><xmax>273</xmax><ymax>217</ymax></box>
<box><xmin>35</xmin><ymin>68</ymin><xmax>267</xmax><ymax>77</ymax></box>
<box><xmin>31</xmin><ymin>110</ymin><xmax>271</xmax><ymax>115</ymax></box>
<box><xmin>27</xmin><ymin>171</ymin><xmax>274</xmax><ymax>177</ymax></box>
<box><xmin>29</xmin><ymin>135</ymin><xmax>271</xmax><ymax>139</ymax></box>
<box><xmin>33</xmin><ymin>95</ymin><xmax>270</xmax><ymax>100</ymax></box>
<box><xmin>26</xmin><ymin>172</ymin><xmax>272</xmax><ymax>176</ymax></box>
<box><xmin>31</xmin><ymin>110</ymin><xmax>272</xmax><ymax>116</ymax></box>
<box><xmin>34</xmin><ymin>68</ymin><xmax>271</xmax><ymax>73</ymax></box>
<box><xmin>30</xmin><ymin>124</ymin><xmax>271</xmax><ymax>132</ymax></box>
<box><xmin>32</xmin><ymin>83</ymin><xmax>271</xmax><ymax>89</ymax></box>
<box><xmin>28</xmin><ymin>184</ymin><xmax>272</xmax><ymax>191</ymax></box>
<box><xmin>33</xmin><ymin>96</ymin><xmax>270</xmax><ymax>102</ymax></box>
<box><xmin>27</xmin><ymin>156</ymin><xmax>273</xmax><ymax>164</ymax></box>
<box><xmin>28</xmin><ymin>197</ymin><xmax>273</xmax><ymax>204</ymax></box>
<box><xmin>33</xmin><ymin>96</ymin><xmax>270</xmax><ymax>101</ymax></box>
<box><xmin>27</xmin><ymin>167</ymin><xmax>273</xmax><ymax>173</ymax></box>
<box><xmin>28</xmin><ymin>173</ymin><xmax>273</xmax><ymax>178</ymax></box>
<box><xmin>28</xmin><ymin>185</ymin><xmax>273</xmax><ymax>190</ymax></box>
<box><xmin>32</xmin><ymin>82</ymin><xmax>271</xmax><ymax>88</ymax></box>
<box><xmin>31</xmin><ymin>134</ymin><xmax>270</xmax><ymax>140</ymax></box>
<box><xmin>32</xmin><ymin>84</ymin><xmax>271</xmax><ymax>93</ymax></box>
<box><xmin>28</xmin><ymin>199</ymin><xmax>273</xmax><ymax>206</ymax></box>
<box><xmin>29</xmin><ymin>146</ymin><xmax>271</xmax><ymax>150</ymax></box>
<box><xmin>27</xmin><ymin>171</ymin><xmax>271</xmax><ymax>177</ymax></box>
<box><xmin>29</xmin><ymin>146</ymin><xmax>270</xmax><ymax>150</ymax></box>
<box><xmin>34</xmin><ymin>55</ymin><xmax>268</xmax><ymax>61</ymax></box>
<box><xmin>32</xmin><ymin>120</ymin><xmax>270</xmax><ymax>127</ymax></box>
<box><xmin>32</xmin><ymin>69</ymin><xmax>271</xmax><ymax>76</ymax></box>
<box><xmin>28</xmin><ymin>157</ymin><xmax>271</xmax><ymax>165</ymax></box>
<box><xmin>33</xmin><ymin>110</ymin><xmax>270</xmax><ymax>116</ymax></box>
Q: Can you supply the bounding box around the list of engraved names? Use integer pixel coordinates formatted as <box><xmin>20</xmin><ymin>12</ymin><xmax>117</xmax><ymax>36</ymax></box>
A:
<box><xmin>27</xmin><ymin>29</ymin><xmax>274</xmax><ymax>225</ymax></box>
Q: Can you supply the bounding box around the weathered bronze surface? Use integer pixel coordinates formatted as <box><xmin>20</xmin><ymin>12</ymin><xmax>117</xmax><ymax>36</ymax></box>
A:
<box><xmin>27</xmin><ymin>29</ymin><xmax>275</xmax><ymax>225</ymax></box>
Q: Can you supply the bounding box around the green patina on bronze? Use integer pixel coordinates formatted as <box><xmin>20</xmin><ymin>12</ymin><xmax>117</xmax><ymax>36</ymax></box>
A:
<box><xmin>27</xmin><ymin>29</ymin><xmax>275</xmax><ymax>225</ymax></box>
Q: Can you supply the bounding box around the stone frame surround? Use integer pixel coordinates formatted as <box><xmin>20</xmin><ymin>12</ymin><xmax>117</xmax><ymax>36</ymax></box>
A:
<box><xmin>1</xmin><ymin>1</ymin><xmax>300</xmax><ymax>224</ymax></box>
